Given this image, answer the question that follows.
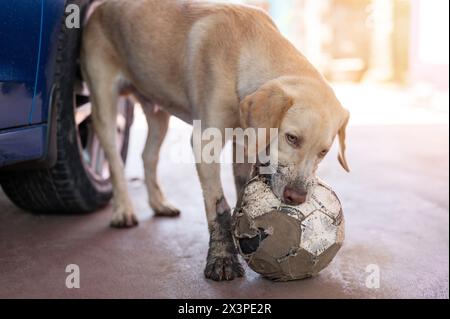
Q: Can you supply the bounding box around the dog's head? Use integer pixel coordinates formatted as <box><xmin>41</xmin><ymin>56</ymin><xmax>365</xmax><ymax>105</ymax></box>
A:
<box><xmin>240</xmin><ymin>76</ymin><xmax>350</xmax><ymax>205</ymax></box>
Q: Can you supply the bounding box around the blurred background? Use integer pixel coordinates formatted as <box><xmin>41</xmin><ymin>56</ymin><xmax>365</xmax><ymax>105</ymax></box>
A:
<box><xmin>206</xmin><ymin>0</ymin><xmax>449</xmax><ymax>125</ymax></box>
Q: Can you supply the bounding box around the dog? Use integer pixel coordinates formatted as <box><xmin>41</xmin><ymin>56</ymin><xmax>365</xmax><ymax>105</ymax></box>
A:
<box><xmin>81</xmin><ymin>0</ymin><xmax>350</xmax><ymax>281</ymax></box>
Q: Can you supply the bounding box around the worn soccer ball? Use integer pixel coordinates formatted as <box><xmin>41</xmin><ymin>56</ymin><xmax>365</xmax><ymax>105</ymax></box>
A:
<box><xmin>232</xmin><ymin>176</ymin><xmax>345</xmax><ymax>282</ymax></box>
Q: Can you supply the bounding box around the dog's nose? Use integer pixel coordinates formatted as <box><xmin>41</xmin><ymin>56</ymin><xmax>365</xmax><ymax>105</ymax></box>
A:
<box><xmin>283</xmin><ymin>186</ymin><xmax>308</xmax><ymax>205</ymax></box>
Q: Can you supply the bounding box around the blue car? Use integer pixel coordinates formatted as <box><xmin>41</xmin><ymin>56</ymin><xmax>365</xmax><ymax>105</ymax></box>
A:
<box><xmin>0</xmin><ymin>0</ymin><xmax>134</xmax><ymax>213</ymax></box>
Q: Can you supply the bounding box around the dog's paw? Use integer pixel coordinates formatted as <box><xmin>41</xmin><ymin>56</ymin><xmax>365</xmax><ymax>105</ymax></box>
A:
<box><xmin>152</xmin><ymin>201</ymin><xmax>181</xmax><ymax>218</ymax></box>
<box><xmin>110</xmin><ymin>209</ymin><xmax>139</xmax><ymax>228</ymax></box>
<box><xmin>204</xmin><ymin>254</ymin><xmax>245</xmax><ymax>281</ymax></box>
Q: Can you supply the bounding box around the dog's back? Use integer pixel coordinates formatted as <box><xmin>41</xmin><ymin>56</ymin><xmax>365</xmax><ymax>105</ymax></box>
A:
<box><xmin>83</xmin><ymin>0</ymin><xmax>304</xmax><ymax>106</ymax></box>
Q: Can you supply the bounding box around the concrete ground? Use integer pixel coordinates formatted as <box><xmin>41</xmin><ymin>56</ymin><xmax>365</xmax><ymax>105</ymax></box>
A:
<box><xmin>0</xmin><ymin>85</ymin><xmax>448</xmax><ymax>299</ymax></box>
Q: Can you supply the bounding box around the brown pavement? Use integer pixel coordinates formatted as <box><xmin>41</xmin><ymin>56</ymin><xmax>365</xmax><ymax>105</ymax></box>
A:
<box><xmin>0</xmin><ymin>122</ymin><xmax>448</xmax><ymax>299</ymax></box>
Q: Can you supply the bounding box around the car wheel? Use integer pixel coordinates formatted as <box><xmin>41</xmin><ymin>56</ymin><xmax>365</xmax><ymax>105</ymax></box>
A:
<box><xmin>0</xmin><ymin>2</ymin><xmax>134</xmax><ymax>214</ymax></box>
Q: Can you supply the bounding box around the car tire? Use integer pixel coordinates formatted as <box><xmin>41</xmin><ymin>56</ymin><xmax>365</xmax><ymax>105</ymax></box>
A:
<box><xmin>0</xmin><ymin>1</ymin><xmax>134</xmax><ymax>214</ymax></box>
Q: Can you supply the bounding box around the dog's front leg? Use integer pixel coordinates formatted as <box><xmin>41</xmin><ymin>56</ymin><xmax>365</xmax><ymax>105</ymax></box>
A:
<box><xmin>194</xmin><ymin>158</ymin><xmax>244</xmax><ymax>281</ymax></box>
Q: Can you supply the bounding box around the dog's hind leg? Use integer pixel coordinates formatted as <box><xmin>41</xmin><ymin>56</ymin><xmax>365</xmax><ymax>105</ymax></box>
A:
<box><xmin>81</xmin><ymin>32</ymin><xmax>138</xmax><ymax>228</ymax></box>
<box><xmin>140</xmin><ymin>103</ymin><xmax>180</xmax><ymax>217</ymax></box>
<box><xmin>89</xmin><ymin>80</ymin><xmax>138</xmax><ymax>227</ymax></box>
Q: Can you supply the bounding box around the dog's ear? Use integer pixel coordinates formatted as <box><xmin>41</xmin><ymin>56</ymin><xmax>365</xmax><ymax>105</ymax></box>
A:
<box><xmin>337</xmin><ymin>110</ymin><xmax>350</xmax><ymax>172</ymax></box>
<box><xmin>240</xmin><ymin>83</ymin><xmax>293</xmax><ymax>129</ymax></box>
<box><xmin>240</xmin><ymin>83</ymin><xmax>293</xmax><ymax>153</ymax></box>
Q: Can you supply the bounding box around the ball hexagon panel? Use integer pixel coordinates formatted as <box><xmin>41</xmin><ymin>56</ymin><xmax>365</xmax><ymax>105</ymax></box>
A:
<box><xmin>312</xmin><ymin>183</ymin><xmax>342</xmax><ymax>220</ymax></box>
<box><xmin>242</xmin><ymin>180</ymin><xmax>280</xmax><ymax>219</ymax></box>
<box><xmin>300</xmin><ymin>211</ymin><xmax>337</xmax><ymax>256</ymax></box>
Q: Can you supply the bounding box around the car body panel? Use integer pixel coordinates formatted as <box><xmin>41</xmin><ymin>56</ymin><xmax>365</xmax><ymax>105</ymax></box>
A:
<box><xmin>0</xmin><ymin>0</ymin><xmax>67</xmax><ymax>168</ymax></box>
<box><xmin>0</xmin><ymin>0</ymin><xmax>42</xmax><ymax>129</ymax></box>
<box><xmin>0</xmin><ymin>125</ymin><xmax>47</xmax><ymax>167</ymax></box>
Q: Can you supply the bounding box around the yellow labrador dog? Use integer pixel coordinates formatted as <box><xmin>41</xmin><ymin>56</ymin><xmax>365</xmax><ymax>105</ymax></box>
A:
<box><xmin>81</xmin><ymin>0</ymin><xmax>350</xmax><ymax>281</ymax></box>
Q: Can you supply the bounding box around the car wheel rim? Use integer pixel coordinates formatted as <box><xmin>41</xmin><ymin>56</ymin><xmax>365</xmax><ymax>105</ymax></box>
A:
<box><xmin>74</xmin><ymin>82</ymin><xmax>129</xmax><ymax>182</ymax></box>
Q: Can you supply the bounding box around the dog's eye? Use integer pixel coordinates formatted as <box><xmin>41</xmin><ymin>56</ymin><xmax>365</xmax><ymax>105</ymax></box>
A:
<box><xmin>285</xmin><ymin>133</ymin><xmax>301</xmax><ymax>148</ymax></box>
<box><xmin>319</xmin><ymin>149</ymin><xmax>329</xmax><ymax>157</ymax></box>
